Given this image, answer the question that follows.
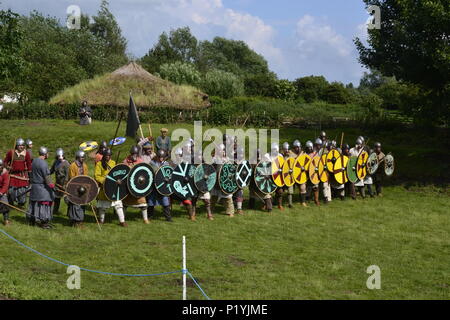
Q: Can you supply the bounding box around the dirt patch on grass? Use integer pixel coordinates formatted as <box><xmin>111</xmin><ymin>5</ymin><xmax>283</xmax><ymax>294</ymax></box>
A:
<box><xmin>28</xmin><ymin>122</ymin><xmax>43</xmax><ymax>127</ymax></box>
<box><xmin>229</xmin><ymin>255</ymin><xmax>246</xmax><ymax>267</ymax></box>
<box><xmin>175</xmin><ymin>278</ymin><xmax>196</xmax><ymax>288</ymax></box>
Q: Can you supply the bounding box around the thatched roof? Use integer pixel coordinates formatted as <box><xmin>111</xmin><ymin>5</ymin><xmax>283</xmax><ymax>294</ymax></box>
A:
<box><xmin>49</xmin><ymin>62</ymin><xmax>210</xmax><ymax>110</ymax></box>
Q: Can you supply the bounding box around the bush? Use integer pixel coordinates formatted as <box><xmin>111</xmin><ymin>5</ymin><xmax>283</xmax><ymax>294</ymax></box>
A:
<box><xmin>201</xmin><ymin>70</ymin><xmax>245</xmax><ymax>99</ymax></box>
<box><xmin>159</xmin><ymin>61</ymin><xmax>201</xmax><ymax>87</ymax></box>
<box><xmin>294</xmin><ymin>76</ymin><xmax>329</xmax><ymax>103</ymax></box>
<box><xmin>357</xmin><ymin>93</ymin><xmax>384</xmax><ymax>120</ymax></box>
<box><xmin>274</xmin><ymin>79</ymin><xmax>297</xmax><ymax>101</ymax></box>
<box><xmin>322</xmin><ymin>82</ymin><xmax>352</xmax><ymax>104</ymax></box>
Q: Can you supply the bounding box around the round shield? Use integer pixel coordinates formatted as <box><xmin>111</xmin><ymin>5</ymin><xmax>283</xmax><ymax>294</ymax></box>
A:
<box><xmin>155</xmin><ymin>165</ymin><xmax>174</xmax><ymax>196</ymax></box>
<box><xmin>367</xmin><ymin>153</ymin><xmax>379</xmax><ymax>175</ymax></box>
<box><xmin>326</xmin><ymin>149</ymin><xmax>340</xmax><ymax>173</ymax></box>
<box><xmin>236</xmin><ymin>160</ymin><xmax>252</xmax><ymax>189</ymax></box>
<box><xmin>308</xmin><ymin>156</ymin><xmax>321</xmax><ymax>185</ymax></box>
<box><xmin>254</xmin><ymin>161</ymin><xmax>277</xmax><ymax>194</ymax></box>
<box><xmin>66</xmin><ymin>175</ymin><xmax>99</xmax><ymax>205</ymax></box>
<box><xmin>104</xmin><ymin>164</ymin><xmax>130</xmax><ymax>201</ymax></box>
<box><xmin>172</xmin><ymin>162</ymin><xmax>197</xmax><ymax>199</ymax></box>
<box><xmin>293</xmin><ymin>154</ymin><xmax>311</xmax><ymax>185</ymax></box>
<box><xmin>333</xmin><ymin>155</ymin><xmax>349</xmax><ymax>185</ymax></box>
<box><xmin>282</xmin><ymin>157</ymin><xmax>296</xmax><ymax>187</ymax></box>
<box><xmin>271</xmin><ymin>155</ymin><xmax>285</xmax><ymax>187</ymax></box>
<box><xmin>79</xmin><ymin>141</ymin><xmax>98</xmax><ymax>152</ymax></box>
<box><xmin>384</xmin><ymin>154</ymin><xmax>395</xmax><ymax>176</ymax></box>
<box><xmin>194</xmin><ymin>163</ymin><xmax>217</xmax><ymax>193</ymax></box>
<box><xmin>318</xmin><ymin>154</ymin><xmax>329</xmax><ymax>183</ymax></box>
<box><xmin>218</xmin><ymin>163</ymin><xmax>239</xmax><ymax>195</ymax></box>
<box><xmin>127</xmin><ymin>163</ymin><xmax>154</xmax><ymax>198</ymax></box>
<box><xmin>356</xmin><ymin>151</ymin><xmax>369</xmax><ymax>180</ymax></box>
<box><xmin>346</xmin><ymin>156</ymin><xmax>359</xmax><ymax>183</ymax></box>
<box><xmin>109</xmin><ymin>137</ymin><xmax>126</xmax><ymax>146</ymax></box>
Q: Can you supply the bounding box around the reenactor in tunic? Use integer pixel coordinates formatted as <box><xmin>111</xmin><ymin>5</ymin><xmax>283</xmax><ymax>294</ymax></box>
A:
<box><xmin>306</xmin><ymin>140</ymin><xmax>321</xmax><ymax>206</ymax></box>
<box><xmin>25</xmin><ymin>139</ymin><xmax>34</xmax><ymax>161</ymax></box>
<box><xmin>350</xmin><ymin>138</ymin><xmax>366</xmax><ymax>198</ymax></box>
<box><xmin>372</xmin><ymin>142</ymin><xmax>385</xmax><ymax>197</ymax></box>
<box><xmin>233</xmin><ymin>145</ymin><xmax>245</xmax><ymax>215</ymax></box>
<box><xmin>327</xmin><ymin>141</ymin><xmax>345</xmax><ymax>201</ymax></box>
<box><xmin>67</xmin><ymin>150</ymin><xmax>89</xmax><ymax>227</ymax></box>
<box><xmin>274</xmin><ymin>142</ymin><xmax>291</xmax><ymax>209</ymax></box>
<box><xmin>79</xmin><ymin>101</ymin><xmax>92</xmax><ymax>125</ymax></box>
<box><xmin>122</xmin><ymin>146</ymin><xmax>150</xmax><ymax>224</ymax></box>
<box><xmin>27</xmin><ymin>147</ymin><xmax>55</xmax><ymax>229</ymax></box>
<box><xmin>248</xmin><ymin>148</ymin><xmax>273</xmax><ymax>212</ymax></box>
<box><xmin>290</xmin><ymin>140</ymin><xmax>308</xmax><ymax>207</ymax></box>
<box><xmin>4</xmin><ymin>138</ymin><xmax>32</xmax><ymax>207</ymax></box>
<box><xmin>0</xmin><ymin>160</ymin><xmax>11</xmax><ymax>225</ymax></box>
<box><xmin>50</xmin><ymin>148</ymin><xmax>70</xmax><ymax>215</ymax></box>
<box><xmin>95</xmin><ymin>148</ymin><xmax>127</xmax><ymax>226</ymax></box>
<box><xmin>342</xmin><ymin>144</ymin><xmax>356</xmax><ymax>200</ymax></box>
<box><xmin>156</xmin><ymin>128</ymin><xmax>171</xmax><ymax>154</ymax></box>
<box><xmin>146</xmin><ymin>150</ymin><xmax>173</xmax><ymax>222</ymax></box>
<box><xmin>191</xmin><ymin>153</ymin><xmax>214</xmax><ymax>221</ymax></box>
<box><xmin>211</xmin><ymin>144</ymin><xmax>235</xmax><ymax>217</ymax></box>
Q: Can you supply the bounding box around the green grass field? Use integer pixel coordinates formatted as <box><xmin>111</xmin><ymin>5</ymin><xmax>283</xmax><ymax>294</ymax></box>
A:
<box><xmin>0</xmin><ymin>120</ymin><xmax>448</xmax><ymax>300</ymax></box>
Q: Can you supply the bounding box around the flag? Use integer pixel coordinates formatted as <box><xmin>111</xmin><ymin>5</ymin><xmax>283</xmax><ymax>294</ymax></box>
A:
<box><xmin>126</xmin><ymin>94</ymin><xmax>140</xmax><ymax>138</ymax></box>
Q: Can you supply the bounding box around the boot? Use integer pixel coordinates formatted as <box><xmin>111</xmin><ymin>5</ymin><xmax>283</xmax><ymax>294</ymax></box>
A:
<box><xmin>53</xmin><ymin>198</ymin><xmax>61</xmax><ymax>215</ymax></box>
<box><xmin>264</xmin><ymin>199</ymin><xmax>272</xmax><ymax>212</ymax></box>
<box><xmin>359</xmin><ymin>187</ymin><xmax>366</xmax><ymax>199</ymax></box>
<box><xmin>300</xmin><ymin>193</ymin><xmax>308</xmax><ymax>207</ymax></box>
<box><xmin>205</xmin><ymin>201</ymin><xmax>214</xmax><ymax>220</ymax></box>
<box><xmin>119</xmin><ymin>222</ymin><xmax>128</xmax><ymax>227</ymax></box>
<box><xmin>277</xmin><ymin>196</ymin><xmax>284</xmax><ymax>210</ymax></box>
<box><xmin>162</xmin><ymin>206</ymin><xmax>173</xmax><ymax>222</ymax></box>
<box><xmin>367</xmin><ymin>185</ymin><xmax>374</xmax><ymax>198</ymax></box>
<box><xmin>314</xmin><ymin>189</ymin><xmax>320</xmax><ymax>206</ymax></box>
<box><xmin>288</xmin><ymin>194</ymin><xmax>293</xmax><ymax>208</ymax></box>
<box><xmin>187</xmin><ymin>204</ymin><xmax>196</xmax><ymax>221</ymax></box>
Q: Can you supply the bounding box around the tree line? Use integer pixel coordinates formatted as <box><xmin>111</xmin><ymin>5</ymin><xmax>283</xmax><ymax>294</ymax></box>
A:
<box><xmin>0</xmin><ymin>0</ymin><xmax>448</xmax><ymax>126</ymax></box>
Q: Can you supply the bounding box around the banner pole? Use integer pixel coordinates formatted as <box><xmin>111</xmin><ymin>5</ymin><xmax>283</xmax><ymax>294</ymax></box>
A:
<box><xmin>183</xmin><ymin>235</ymin><xmax>187</xmax><ymax>300</ymax></box>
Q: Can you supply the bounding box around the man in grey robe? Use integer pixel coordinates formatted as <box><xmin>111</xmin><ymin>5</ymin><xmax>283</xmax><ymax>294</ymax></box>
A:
<box><xmin>27</xmin><ymin>147</ymin><xmax>55</xmax><ymax>229</ymax></box>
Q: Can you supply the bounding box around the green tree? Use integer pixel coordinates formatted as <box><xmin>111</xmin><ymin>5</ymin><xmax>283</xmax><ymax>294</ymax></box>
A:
<box><xmin>141</xmin><ymin>27</ymin><xmax>198</xmax><ymax>73</ymax></box>
<box><xmin>89</xmin><ymin>0</ymin><xmax>128</xmax><ymax>69</ymax></box>
<box><xmin>159</xmin><ymin>61</ymin><xmax>201</xmax><ymax>86</ymax></box>
<box><xmin>293</xmin><ymin>76</ymin><xmax>329</xmax><ymax>102</ymax></box>
<box><xmin>322</xmin><ymin>82</ymin><xmax>353</xmax><ymax>104</ymax></box>
<box><xmin>201</xmin><ymin>69</ymin><xmax>245</xmax><ymax>99</ymax></box>
<box><xmin>0</xmin><ymin>7</ymin><xmax>25</xmax><ymax>95</ymax></box>
<box><xmin>274</xmin><ymin>79</ymin><xmax>297</xmax><ymax>101</ymax></box>
<box><xmin>355</xmin><ymin>0</ymin><xmax>450</xmax><ymax>125</ymax></box>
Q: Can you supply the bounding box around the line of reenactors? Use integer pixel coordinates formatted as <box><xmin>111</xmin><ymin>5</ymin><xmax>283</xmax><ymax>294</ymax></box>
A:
<box><xmin>0</xmin><ymin>131</ymin><xmax>392</xmax><ymax>229</ymax></box>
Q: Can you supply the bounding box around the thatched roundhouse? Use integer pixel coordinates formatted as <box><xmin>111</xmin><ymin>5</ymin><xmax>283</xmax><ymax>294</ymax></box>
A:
<box><xmin>50</xmin><ymin>62</ymin><xmax>210</xmax><ymax>110</ymax></box>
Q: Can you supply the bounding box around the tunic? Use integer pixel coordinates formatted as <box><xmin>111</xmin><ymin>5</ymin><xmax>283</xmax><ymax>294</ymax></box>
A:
<box><xmin>67</xmin><ymin>160</ymin><xmax>88</xmax><ymax>222</ymax></box>
<box><xmin>156</xmin><ymin>136</ymin><xmax>171</xmax><ymax>153</ymax></box>
<box><xmin>28</xmin><ymin>158</ymin><xmax>55</xmax><ymax>222</ymax></box>
<box><xmin>0</xmin><ymin>169</ymin><xmax>10</xmax><ymax>215</ymax></box>
<box><xmin>4</xmin><ymin>149</ymin><xmax>32</xmax><ymax>188</ymax></box>
<box><xmin>94</xmin><ymin>159</ymin><xmax>116</xmax><ymax>201</ymax></box>
<box><xmin>50</xmin><ymin>159</ymin><xmax>70</xmax><ymax>198</ymax></box>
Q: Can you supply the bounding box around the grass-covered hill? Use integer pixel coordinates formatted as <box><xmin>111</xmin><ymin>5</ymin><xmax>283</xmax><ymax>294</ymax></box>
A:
<box><xmin>49</xmin><ymin>62</ymin><xmax>210</xmax><ymax>110</ymax></box>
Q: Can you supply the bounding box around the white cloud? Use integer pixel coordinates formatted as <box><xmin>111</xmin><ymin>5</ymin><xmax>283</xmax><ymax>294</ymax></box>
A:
<box><xmin>296</xmin><ymin>15</ymin><xmax>352</xmax><ymax>59</ymax></box>
<box><xmin>156</xmin><ymin>0</ymin><xmax>283</xmax><ymax>65</ymax></box>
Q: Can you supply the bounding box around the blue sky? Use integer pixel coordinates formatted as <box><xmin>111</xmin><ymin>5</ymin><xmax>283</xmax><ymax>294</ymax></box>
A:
<box><xmin>1</xmin><ymin>0</ymin><xmax>371</xmax><ymax>85</ymax></box>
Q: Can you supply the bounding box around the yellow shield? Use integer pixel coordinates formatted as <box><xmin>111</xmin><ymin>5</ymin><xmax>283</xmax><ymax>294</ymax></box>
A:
<box><xmin>282</xmin><ymin>157</ymin><xmax>296</xmax><ymax>187</ymax></box>
<box><xmin>293</xmin><ymin>154</ymin><xmax>311</xmax><ymax>184</ymax></box>
<box><xmin>271</xmin><ymin>155</ymin><xmax>285</xmax><ymax>187</ymax></box>
<box><xmin>308</xmin><ymin>156</ymin><xmax>321</xmax><ymax>185</ymax></box>
<box><xmin>318</xmin><ymin>154</ymin><xmax>329</xmax><ymax>183</ymax></box>
<box><xmin>326</xmin><ymin>149</ymin><xmax>340</xmax><ymax>173</ymax></box>
<box><xmin>333</xmin><ymin>155</ymin><xmax>349</xmax><ymax>185</ymax></box>
<box><xmin>356</xmin><ymin>151</ymin><xmax>369</xmax><ymax>180</ymax></box>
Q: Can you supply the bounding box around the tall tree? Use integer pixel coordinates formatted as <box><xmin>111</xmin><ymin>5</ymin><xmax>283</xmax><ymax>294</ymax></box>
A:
<box><xmin>140</xmin><ymin>27</ymin><xmax>198</xmax><ymax>73</ymax></box>
<box><xmin>0</xmin><ymin>7</ymin><xmax>25</xmax><ymax>95</ymax></box>
<box><xmin>90</xmin><ymin>0</ymin><xmax>128</xmax><ymax>68</ymax></box>
<box><xmin>354</xmin><ymin>0</ymin><xmax>450</xmax><ymax>125</ymax></box>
